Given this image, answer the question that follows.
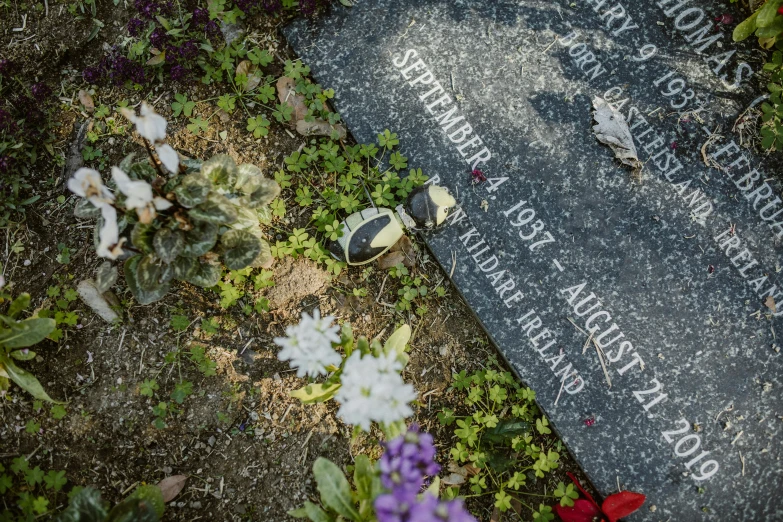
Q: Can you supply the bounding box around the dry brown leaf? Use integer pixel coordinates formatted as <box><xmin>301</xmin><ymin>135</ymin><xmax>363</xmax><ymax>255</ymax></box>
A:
<box><xmin>276</xmin><ymin>76</ymin><xmax>309</xmax><ymax>122</ymax></box>
<box><xmin>377</xmin><ymin>251</ymin><xmax>406</xmax><ymax>270</ymax></box>
<box><xmin>490</xmin><ymin>507</ymin><xmax>501</xmax><ymax>522</ymax></box>
<box><xmin>389</xmin><ymin>235</ymin><xmax>416</xmax><ymax>267</ymax></box>
<box><xmin>766</xmin><ymin>295</ymin><xmax>776</xmax><ymax>313</ymax></box>
<box><xmin>592</xmin><ymin>96</ymin><xmax>642</xmax><ymax>171</ymax></box>
<box><xmin>157</xmin><ymin>475</ymin><xmax>187</xmax><ymax>503</ymax></box>
<box><xmin>78</xmin><ymin>90</ymin><xmax>94</xmax><ymax>113</ymax></box>
<box><xmin>295</xmin><ymin>118</ymin><xmax>347</xmax><ymax>139</ymax></box>
<box><xmin>236</xmin><ymin>60</ymin><xmax>261</xmax><ymax>92</ymax></box>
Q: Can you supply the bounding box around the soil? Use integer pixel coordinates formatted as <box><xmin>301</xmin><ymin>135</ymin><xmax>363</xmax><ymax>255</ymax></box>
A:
<box><xmin>0</xmin><ymin>3</ymin><xmax>586</xmax><ymax>521</ymax></box>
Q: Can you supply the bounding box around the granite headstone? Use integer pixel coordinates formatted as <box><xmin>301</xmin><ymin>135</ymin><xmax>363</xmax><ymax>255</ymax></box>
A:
<box><xmin>284</xmin><ymin>1</ymin><xmax>783</xmax><ymax>519</ymax></box>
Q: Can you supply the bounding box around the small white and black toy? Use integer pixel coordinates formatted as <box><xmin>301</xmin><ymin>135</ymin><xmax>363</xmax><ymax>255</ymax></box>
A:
<box><xmin>327</xmin><ymin>184</ymin><xmax>457</xmax><ymax>266</ymax></box>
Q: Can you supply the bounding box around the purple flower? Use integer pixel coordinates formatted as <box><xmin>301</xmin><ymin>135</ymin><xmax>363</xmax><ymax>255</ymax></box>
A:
<box><xmin>261</xmin><ymin>0</ymin><xmax>282</xmax><ymax>12</ymax></box>
<box><xmin>169</xmin><ymin>65</ymin><xmax>191</xmax><ymax>82</ymax></box>
<box><xmin>191</xmin><ymin>7</ymin><xmax>209</xmax><ymax>26</ymax></box>
<box><xmin>128</xmin><ymin>17</ymin><xmax>145</xmax><ymax>37</ymax></box>
<box><xmin>149</xmin><ymin>26</ymin><xmax>169</xmax><ymax>49</ymax></box>
<box><xmin>179</xmin><ymin>40</ymin><xmax>199</xmax><ymax>61</ymax></box>
<box><xmin>235</xmin><ymin>0</ymin><xmax>256</xmax><ymax>13</ymax></box>
<box><xmin>408</xmin><ymin>495</ymin><xmax>477</xmax><ymax>522</ymax></box>
<box><xmin>134</xmin><ymin>0</ymin><xmax>160</xmax><ymax>19</ymax></box>
<box><xmin>299</xmin><ymin>0</ymin><xmax>318</xmax><ymax>15</ymax></box>
<box><xmin>379</xmin><ymin>425</ymin><xmax>440</xmax><ymax>494</ymax></box>
<box><xmin>374</xmin><ymin>491</ymin><xmax>416</xmax><ymax>522</ymax></box>
<box><xmin>30</xmin><ymin>83</ymin><xmax>52</xmax><ymax>102</ymax></box>
<box><xmin>205</xmin><ymin>20</ymin><xmax>221</xmax><ymax>42</ymax></box>
<box><xmin>83</xmin><ymin>65</ymin><xmax>104</xmax><ymax>85</ymax></box>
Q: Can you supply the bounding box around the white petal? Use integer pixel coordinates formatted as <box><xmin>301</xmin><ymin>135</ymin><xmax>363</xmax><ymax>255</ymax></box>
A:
<box><xmin>155</xmin><ymin>144</ymin><xmax>179</xmax><ymax>174</ymax></box>
<box><xmin>137</xmin><ymin>102</ymin><xmax>167</xmax><ymax>142</ymax></box>
<box><xmin>153</xmin><ymin>197</ymin><xmax>173</xmax><ymax>211</ymax></box>
<box><xmin>112</xmin><ymin>167</ymin><xmax>153</xmax><ymax>209</ymax></box>
<box><xmin>97</xmin><ymin>206</ymin><xmax>122</xmax><ymax>259</ymax></box>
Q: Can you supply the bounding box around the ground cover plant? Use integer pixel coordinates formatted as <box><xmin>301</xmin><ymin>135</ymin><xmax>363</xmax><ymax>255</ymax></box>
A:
<box><xmin>733</xmin><ymin>0</ymin><xmax>783</xmax><ymax>149</ymax></box>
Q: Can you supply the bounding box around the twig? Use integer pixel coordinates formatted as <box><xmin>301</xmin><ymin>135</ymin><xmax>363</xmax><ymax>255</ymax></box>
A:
<box><xmin>739</xmin><ymin>452</ymin><xmax>745</xmax><ymax>477</ymax></box>
<box><xmin>593</xmin><ymin>339</ymin><xmax>612</xmax><ymax>388</ymax></box>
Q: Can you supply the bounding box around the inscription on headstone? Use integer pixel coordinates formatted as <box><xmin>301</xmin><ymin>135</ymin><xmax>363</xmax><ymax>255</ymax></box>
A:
<box><xmin>285</xmin><ymin>1</ymin><xmax>783</xmax><ymax>519</ymax></box>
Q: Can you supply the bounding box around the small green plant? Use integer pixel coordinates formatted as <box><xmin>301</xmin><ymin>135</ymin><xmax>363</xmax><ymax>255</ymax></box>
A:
<box><xmin>0</xmin><ymin>292</ymin><xmax>58</xmax><ymax>402</ymax></box>
<box><xmin>734</xmin><ymin>1</ymin><xmax>783</xmax><ymax>149</ymax></box>
<box><xmin>38</xmin><ymin>275</ymin><xmax>80</xmax><ymax>342</ymax></box>
<box><xmin>68</xmin><ymin>102</ymin><xmax>281</xmax><ymax>305</ymax></box>
<box><xmin>0</xmin><ymin>458</ymin><xmax>69</xmax><ymax>519</ymax></box>
<box><xmin>56</xmin><ymin>484</ymin><xmax>164</xmax><ymax>521</ymax></box>
<box><xmin>438</xmin><ymin>360</ymin><xmax>565</xmax><ymax>516</ymax></box>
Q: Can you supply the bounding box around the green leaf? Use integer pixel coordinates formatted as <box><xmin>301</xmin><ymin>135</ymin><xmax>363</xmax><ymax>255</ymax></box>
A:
<box><xmin>126</xmin><ymin>484</ymin><xmax>164</xmax><ymax>518</ymax></box>
<box><xmin>174</xmin><ymin>173</ymin><xmax>211</xmax><ymax>208</ymax></box>
<box><xmin>44</xmin><ymin>470</ymin><xmax>67</xmax><ymax>491</ymax></box>
<box><xmin>95</xmin><ymin>262</ymin><xmax>118</xmax><ymax>294</ymax></box>
<box><xmin>153</xmin><ymin>228</ymin><xmax>185</xmax><ymax>264</ymax></box>
<box><xmin>383</xmin><ymin>324</ymin><xmax>411</xmax><ymax>359</ymax></box>
<box><xmin>10</xmin><ymin>349</ymin><xmax>36</xmax><ymax>361</ymax></box>
<box><xmin>0</xmin><ymin>317</ymin><xmax>56</xmax><ymax>348</ymax></box>
<box><xmin>312</xmin><ymin>458</ymin><xmax>359</xmax><ymax>522</ymax></box>
<box><xmin>8</xmin><ymin>293</ymin><xmax>31</xmax><ymax>319</ymax></box>
<box><xmin>181</xmin><ymin>220</ymin><xmax>218</xmax><ymax>258</ymax></box>
<box><xmin>200</xmin><ymin>154</ymin><xmax>238</xmax><ymax>187</ymax></box>
<box><xmin>353</xmin><ymin>455</ymin><xmax>375</xmax><ymax>502</ymax></box>
<box><xmin>303</xmin><ymin>502</ymin><xmax>333</xmax><ymax>522</ymax></box>
<box><xmin>131</xmin><ymin>222</ymin><xmax>155</xmax><ymax>253</ymax></box>
<box><xmin>136</xmin><ymin>254</ymin><xmax>165</xmax><ymax>292</ymax></box>
<box><xmin>290</xmin><ymin>383</ymin><xmax>341</xmax><ymax>404</ymax></box>
<box><xmin>757</xmin><ymin>0</ymin><xmax>783</xmax><ymax>28</ymax></box>
<box><xmin>484</xmin><ymin>418</ymin><xmax>531</xmax><ymax>444</ymax></box>
<box><xmin>58</xmin><ymin>487</ymin><xmax>108</xmax><ymax>522</ymax></box>
<box><xmin>220</xmin><ymin>229</ymin><xmax>262</xmax><ymax>270</ymax></box>
<box><xmin>756</xmin><ymin>15</ymin><xmax>783</xmax><ymax>37</ymax></box>
<box><xmin>734</xmin><ymin>10</ymin><xmax>760</xmax><ymax>41</ymax></box>
<box><xmin>184</xmin><ymin>260</ymin><xmax>221</xmax><ymax>288</ymax></box>
<box><xmin>0</xmin><ymin>355</ymin><xmax>60</xmax><ymax>403</ymax></box>
<box><xmin>167</xmin><ymin>256</ymin><xmax>198</xmax><ymax>281</ymax></box>
<box><xmin>124</xmin><ymin>256</ymin><xmax>171</xmax><ymax>305</ymax></box>
<box><xmin>188</xmin><ymin>192</ymin><xmax>239</xmax><ymax>225</ymax></box>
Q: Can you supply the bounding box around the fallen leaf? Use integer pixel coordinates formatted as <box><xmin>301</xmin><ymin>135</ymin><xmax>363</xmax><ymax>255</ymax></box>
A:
<box><xmin>157</xmin><ymin>475</ymin><xmax>187</xmax><ymax>503</ymax></box>
<box><xmin>295</xmin><ymin>118</ymin><xmax>347</xmax><ymax>139</ymax></box>
<box><xmin>276</xmin><ymin>76</ymin><xmax>309</xmax><ymax>122</ymax></box>
<box><xmin>78</xmin><ymin>90</ymin><xmax>94</xmax><ymax>113</ymax></box>
<box><xmin>490</xmin><ymin>507</ymin><xmax>501</xmax><ymax>522</ymax></box>
<box><xmin>236</xmin><ymin>60</ymin><xmax>261</xmax><ymax>92</ymax></box>
<box><xmin>389</xmin><ymin>235</ymin><xmax>416</xmax><ymax>267</ymax></box>
<box><xmin>592</xmin><ymin>96</ymin><xmax>642</xmax><ymax>171</ymax></box>
<box><xmin>765</xmin><ymin>295</ymin><xmax>776</xmax><ymax>313</ymax></box>
<box><xmin>377</xmin><ymin>250</ymin><xmax>406</xmax><ymax>270</ymax></box>
<box><xmin>601</xmin><ymin>490</ymin><xmax>646</xmax><ymax>522</ymax></box>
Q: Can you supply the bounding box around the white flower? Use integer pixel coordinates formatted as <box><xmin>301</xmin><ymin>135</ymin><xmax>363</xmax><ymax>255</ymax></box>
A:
<box><xmin>111</xmin><ymin>167</ymin><xmax>172</xmax><ymax>224</ymax></box>
<box><xmin>275</xmin><ymin>309</ymin><xmax>342</xmax><ymax>378</ymax></box>
<box><xmin>155</xmin><ymin>144</ymin><xmax>179</xmax><ymax>174</ymax></box>
<box><xmin>335</xmin><ymin>351</ymin><xmax>417</xmax><ymax>431</ymax></box>
<box><xmin>96</xmin><ymin>205</ymin><xmax>126</xmax><ymax>260</ymax></box>
<box><xmin>120</xmin><ymin>102</ymin><xmax>180</xmax><ymax>174</ymax></box>
<box><xmin>120</xmin><ymin>101</ymin><xmax>167</xmax><ymax>142</ymax></box>
<box><xmin>67</xmin><ymin>168</ymin><xmax>114</xmax><ymax>207</ymax></box>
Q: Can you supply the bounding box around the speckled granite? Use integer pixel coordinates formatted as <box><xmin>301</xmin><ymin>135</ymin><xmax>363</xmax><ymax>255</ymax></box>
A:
<box><xmin>284</xmin><ymin>1</ymin><xmax>783</xmax><ymax>519</ymax></box>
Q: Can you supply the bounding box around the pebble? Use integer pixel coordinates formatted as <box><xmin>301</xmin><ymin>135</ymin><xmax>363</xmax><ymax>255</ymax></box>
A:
<box><xmin>208</xmin><ymin>435</ymin><xmax>216</xmax><ymax>447</ymax></box>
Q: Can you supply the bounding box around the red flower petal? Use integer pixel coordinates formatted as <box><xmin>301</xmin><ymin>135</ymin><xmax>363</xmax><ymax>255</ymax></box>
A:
<box><xmin>566</xmin><ymin>472</ymin><xmax>598</xmax><ymax>507</ymax></box>
<box><xmin>554</xmin><ymin>499</ymin><xmax>603</xmax><ymax>522</ymax></box>
<box><xmin>601</xmin><ymin>491</ymin><xmax>646</xmax><ymax>522</ymax></box>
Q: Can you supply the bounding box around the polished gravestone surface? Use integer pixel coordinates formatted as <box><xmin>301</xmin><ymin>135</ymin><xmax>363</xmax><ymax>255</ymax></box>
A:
<box><xmin>284</xmin><ymin>1</ymin><xmax>783</xmax><ymax>519</ymax></box>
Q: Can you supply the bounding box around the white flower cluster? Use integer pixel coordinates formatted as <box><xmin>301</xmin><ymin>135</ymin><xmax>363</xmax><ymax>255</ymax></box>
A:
<box><xmin>67</xmin><ymin>102</ymin><xmax>179</xmax><ymax>260</ymax></box>
<box><xmin>120</xmin><ymin>101</ymin><xmax>179</xmax><ymax>175</ymax></box>
<box><xmin>336</xmin><ymin>351</ymin><xmax>417</xmax><ymax>431</ymax></box>
<box><xmin>275</xmin><ymin>310</ymin><xmax>418</xmax><ymax>431</ymax></box>
<box><xmin>274</xmin><ymin>309</ymin><xmax>342</xmax><ymax>378</ymax></box>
